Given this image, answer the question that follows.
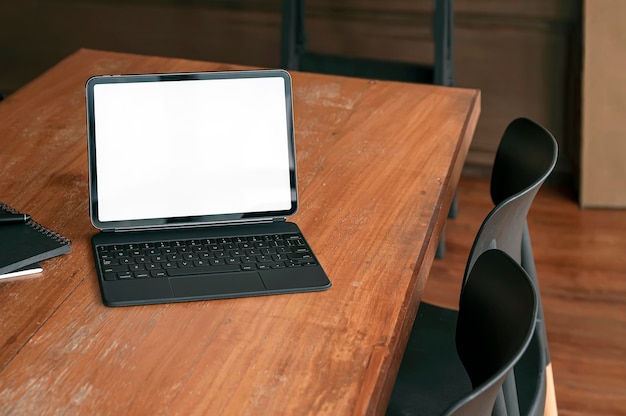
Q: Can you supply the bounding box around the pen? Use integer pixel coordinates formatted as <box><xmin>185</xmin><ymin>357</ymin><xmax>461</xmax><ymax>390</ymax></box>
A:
<box><xmin>0</xmin><ymin>213</ymin><xmax>31</xmax><ymax>224</ymax></box>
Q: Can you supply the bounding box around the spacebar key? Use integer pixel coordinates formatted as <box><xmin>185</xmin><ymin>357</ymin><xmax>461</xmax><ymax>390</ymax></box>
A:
<box><xmin>167</xmin><ymin>265</ymin><xmax>242</xmax><ymax>277</ymax></box>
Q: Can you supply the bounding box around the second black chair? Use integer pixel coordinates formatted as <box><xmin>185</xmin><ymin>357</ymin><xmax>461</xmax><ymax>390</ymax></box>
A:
<box><xmin>387</xmin><ymin>249</ymin><xmax>538</xmax><ymax>415</ymax></box>
<box><xmin>280</xmin><ymin>0</ymin><xmax>454</xmax><ymax>87</ymax></box>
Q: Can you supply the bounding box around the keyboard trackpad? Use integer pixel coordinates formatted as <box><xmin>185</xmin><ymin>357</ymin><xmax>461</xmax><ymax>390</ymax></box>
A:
<box><xmin>169</xmin><ymin>272</ymin><xmax>266</xmax><ymax>298</ymax></box>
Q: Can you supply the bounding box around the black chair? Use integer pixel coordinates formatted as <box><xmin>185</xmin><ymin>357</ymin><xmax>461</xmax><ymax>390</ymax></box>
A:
<box><xmin>280</xmin><ymin>0</ymin><xmax>453</xmax><ymax>87</ymax></box>
<box><xmin>387</xmin><ymin>249</ymin><xmax>538</xmax><ymax>415</ymax></box>
<box><xmin>388</xmin><ymin>118</ymin><xmax>558</xmax><ymax>415</ymax></box>
<box><xmin>280</xmin><ymin>0</ymin><xmax>456</xmax><ymax>257</ymax></box>
<box><xmin>465</xmin><ymin>118</ymin><xmax>558</xmax><ymax>416</ymax></box>
<box><xmin>489</xmin><ymin>119</ymin><xmax>560</xmax><ymax>416</ymax></box>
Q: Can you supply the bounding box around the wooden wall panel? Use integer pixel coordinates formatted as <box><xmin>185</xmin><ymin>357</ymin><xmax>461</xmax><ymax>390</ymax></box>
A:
<box><xmin>0</xmin><ymin>0</ymin><xmax>580</xmax><ymax>176</ymax></box>
<box><xmin>581</xmin><ymin>0</ymin><xmax>626</xmax><ymax>208</ymax></box>
<box><xmin>0</xmin><ymin>1</ymin><xmax>282</xmax><ymax>95</ymax></box>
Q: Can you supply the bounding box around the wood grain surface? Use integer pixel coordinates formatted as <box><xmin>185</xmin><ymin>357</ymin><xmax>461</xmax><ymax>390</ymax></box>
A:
<box><xmin>0</xmin><ymin>49</ymin><xmax>480</xmax><ymax>415</ymax></box>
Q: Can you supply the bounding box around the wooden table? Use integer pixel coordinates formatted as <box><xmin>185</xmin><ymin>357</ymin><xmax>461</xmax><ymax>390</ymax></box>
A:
<box><xmin>0</xmin><ymin>49</ymin><xmax>480</xmax><ymax>415</ymax></box>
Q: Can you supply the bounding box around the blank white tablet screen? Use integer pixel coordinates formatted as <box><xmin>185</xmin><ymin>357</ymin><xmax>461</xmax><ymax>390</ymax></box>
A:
<box><xmin>93</xmin><ymin>76</ymin><xmax>292</xmax><ymax>222</ymax></box>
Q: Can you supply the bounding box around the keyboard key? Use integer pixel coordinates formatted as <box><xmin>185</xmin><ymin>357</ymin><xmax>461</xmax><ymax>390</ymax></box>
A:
<box><xmin>167</xmin><ymin>264</ymin><xmax>240</xmax><ymax>276</ymax></box>
<box><xmin>256</xmin><ymin>255</ymin><xmax>271</xmax><ymax>262</ymax></box>
<box><xmin>288</xmin><ymin>253</ymin><xmax>312</xmax><ymax>260</ymax></box>
<box><xmin>103</xmin><ymin>272</ymin><xmax>118</xmax><ymax>281</ymax></box>
<box><xmin>103</xmin><ymin>265</ymin><xmax>128</xmax><ymax>273</ymax></box>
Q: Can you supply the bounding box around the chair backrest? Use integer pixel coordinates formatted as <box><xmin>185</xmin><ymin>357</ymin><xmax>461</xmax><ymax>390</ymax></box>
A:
<box><xmin>280</xmin><ymin>0</ymin><xmax>454</xmax><ymax>86</ymax></box>
<box><xmin>444</xmin><ymin>249</ymin><xmax>538</xmax><ymax>416</ymax></box>
<box><xmin>490</xmin><ymin>118</ymin><xmax>559</xmax><ymax>206</ymax></box>
<box><xmin>463</xmin><ymin>118</ymin><xmax>558</xmax><ymax>283</ymax></box>
<box><xmin>433</xmin><ymin>0</ymin><xmax>454</xmax><ymax>86</ymax></box>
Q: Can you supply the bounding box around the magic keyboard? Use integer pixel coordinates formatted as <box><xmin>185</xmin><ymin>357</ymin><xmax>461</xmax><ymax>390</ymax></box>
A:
<box><xmin>96</xmin><ymin>233</ymin><xmax>318</xmax><ymax>281</ymax></box>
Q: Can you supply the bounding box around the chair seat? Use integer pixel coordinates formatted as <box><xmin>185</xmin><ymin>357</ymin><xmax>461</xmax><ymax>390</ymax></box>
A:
<box><xmin>387</xmin><ymin>302</ymin><xmax>472</xmax><ymax>416</ymax></box>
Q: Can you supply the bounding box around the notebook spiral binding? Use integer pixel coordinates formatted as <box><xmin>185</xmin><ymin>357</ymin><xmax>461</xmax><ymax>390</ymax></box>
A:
<box><xmin>28</xmin><ymin>220</ymin><xmax>72</xmax><ymax>245</ymax></box>
<box><xmin>0</xmin><ymin>201</ymin><xmax>71</xmax><ymax>245</ymax></box>
<box><xmin>0</xmin><ymin>201</ymin><xmax>20</xmax><ymax>214</ymax></box>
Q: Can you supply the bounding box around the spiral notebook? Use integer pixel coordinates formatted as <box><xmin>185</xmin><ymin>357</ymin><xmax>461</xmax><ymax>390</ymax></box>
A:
<box><xmin>0</xmin><ymin>202</ymin><xmax>71</xmax><ymax>275</ymax></box>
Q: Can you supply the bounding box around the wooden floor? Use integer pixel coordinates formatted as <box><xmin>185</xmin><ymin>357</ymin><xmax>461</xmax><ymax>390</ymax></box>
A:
<box><xmin>426</xmin><ymin>175</ymin><xmax>626</xmax><ymax>416</ymax></box>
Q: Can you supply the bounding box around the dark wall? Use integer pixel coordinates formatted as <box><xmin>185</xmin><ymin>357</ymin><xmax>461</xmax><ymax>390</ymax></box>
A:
<box><xmin>0</xmin><ymin>0</ymin><xmax>581</xmax><ymax>175</ymax></box>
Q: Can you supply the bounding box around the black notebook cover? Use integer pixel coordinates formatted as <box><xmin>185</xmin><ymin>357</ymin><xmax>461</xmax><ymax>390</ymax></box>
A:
<box><xmin>0</xmin><ymin>202</ymin><xmax>71</xmax><ymax>275</ymax></box>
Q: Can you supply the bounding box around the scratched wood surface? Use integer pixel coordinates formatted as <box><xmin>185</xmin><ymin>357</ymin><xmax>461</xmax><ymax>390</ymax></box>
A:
<box><xmin>0</xmin><ymin>49</ymin><xmax>480</xmax><ymax>415</ymax></box>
